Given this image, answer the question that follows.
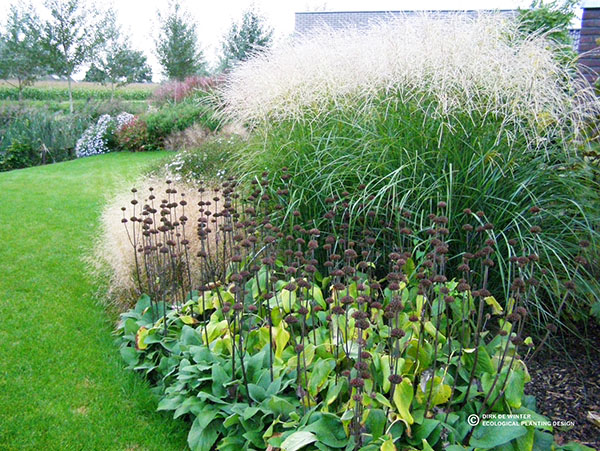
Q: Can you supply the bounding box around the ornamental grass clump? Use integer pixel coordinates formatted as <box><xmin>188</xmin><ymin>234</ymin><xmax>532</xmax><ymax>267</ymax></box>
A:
<box><xmin>219</xmin><ymin>14</ymin><xmax>600</xmax><ymax>329</ymax></box>
<box><xmin>93</xmin><ymin>179</ymin><xmax>217</xmax><ymax>307</ymax></box>
<box><xmin>116</xmin><ymin>173</ymin><xmax>590</xmax><ymax>451</ymax></box>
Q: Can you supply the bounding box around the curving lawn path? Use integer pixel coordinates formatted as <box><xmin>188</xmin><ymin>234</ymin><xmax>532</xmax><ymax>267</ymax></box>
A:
<box><xmin>0</xmin><ymin>153</ymin><xmax>188</xmax><ymax>450</ymax></box>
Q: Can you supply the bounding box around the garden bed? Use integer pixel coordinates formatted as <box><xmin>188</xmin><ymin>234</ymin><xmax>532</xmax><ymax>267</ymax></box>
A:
<box><xmin>526</xmin><ymin>322</ymin><xmax>600</xmax><ymax>449</ymax></box>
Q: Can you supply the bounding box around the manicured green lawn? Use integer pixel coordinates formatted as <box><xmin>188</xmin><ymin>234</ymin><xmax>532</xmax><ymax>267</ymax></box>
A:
<box><xmin>0</xmin><ymin>152</ymin><xmax>188</xmax><ymax>450</ymax></box>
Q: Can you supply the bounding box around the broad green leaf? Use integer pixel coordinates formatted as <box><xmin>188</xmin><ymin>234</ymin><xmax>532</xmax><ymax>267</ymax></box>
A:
<box><xmin>267</xmin><ymin>396</ymin><xmax>296</xmax><ymax>418</ymax></box>
<box><xmin>375</xmin><ymin>393</ymin><xmax>392</xmax><ymax>408</ymax></box>
<box><xmin>469</xmin><ymin>423</ymin><xmax>527</xmax><ymax>448</ymax></box>
<box><xmin>180</xmin><ymin>315</ymin><xmax>197</xmax><ymax>325</ymax></box>
<box><xmin>304</xmin><ymin>413</ymin><xmax>348</xmax><ymax>448</ymax></box>
<box><xmin>424</xmin><ymin>322</ymin><xmax>446</xmax><ymax>343</ymax></box>
<box><xmin>204</xmin><ymin>319</ymin><xmax>228</xmax><ymax>344</ymax></box>
<box><xmin>325</xmin><ymin>380</ymin><xmax>345</xmax><ymax>405</ymax></box>
<box><xmin>287</xmin><ymin>344</ymin><xmax>316</xmax><ymax>370</ymax></box>
<box><xmin>174</xmin><ymin>396</ymin><xmax>204</xmax><ymax>419</ymax></box>
<box><xmin>188</xmin><ymin>414</ymin><xmax>219</xmax><ymax>451</ymax></box>
<box><xmin>243</xmin><ymin>406</ymin><xmax>261</xmax><ymax>421</ymax></box>
<box><xmin>281</xmin><ymin>431</ymin><xmax>318</xmax><ymax>451</ymax></box>
<box><xmin>157</xmin><ymin>395</ymin><xmax>184</xmax><ymax>411</ymax></box>
<box><xmin>532</xmin><ymin>430</ymin><xmax>554</xmax><ymax>451</ymax></box>
<box><xmin>417</xmin><ymin>377</ymin><xmax>451</xmax><ymax>406</ymax></box>
<box><xmin>462</xmin><ymin>345</ymin><xmax>495</xmax><ymax>376</ymax></box>
<box><xmin>308</xmin><ymin>358</ymin><xmax>336</xmax><ymax>397</ymax></box>
<box><xmin>505</xmin><ymin>369</ymin><xmax>525</xmax><ymax>408</ymax></box>
<box><xmin>120</xmin><ymin>346</ymin><xmax>139</xmax><ymax>367</ymax></box>
<box><xmin>211</xmin><ymin>364</ymin><xmax>228</xmax><ymax>397</ymax></box>
<box><xmin>381</xmin><ymin>355</ymin><xmax>391</xmax><ymax>393</ymax></box>
<box><xmin>124</xmin><ymin>318</ymin><xmax>138</xmax><ymax>335</ymax></box>
<box><xmin>281</xmin><ymin>288</ymin><xmax>297</xmax><ymax>312</ymax></box>
<box><xmin>311</xmin><ymin>285</ymin><xmax>326</xmax><ymax>308</ymax></box>
<box><xmin>364</xmin><ymin>409</ymin><xmax>386</xmax><ymax>440</ymax></box>
<box><xmin>393</xmin><ymin>378</ymin><xmax>414</xmax><ymax>425</ymax></box>
<box><xmin>411</xmin><ymin>419</ymin><xmax>440</xmax><ymax>443</ymax></box>
<box><xmin>248</xmin><ymin>383</ymin><xmax>267</xmax><ymax>402</ymax></box>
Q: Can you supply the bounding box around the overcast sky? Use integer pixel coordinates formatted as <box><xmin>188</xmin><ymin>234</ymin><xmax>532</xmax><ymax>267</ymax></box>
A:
<box><xmin>0</xmin><ymin>0</ymin><xmax>582</xmax><ymax>81</ymax></box>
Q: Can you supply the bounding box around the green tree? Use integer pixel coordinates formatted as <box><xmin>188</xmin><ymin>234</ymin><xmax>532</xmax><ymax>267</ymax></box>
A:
<box><xmin>0</xmin><ymin>3</ymin><xmax>48</xmax><ymax>101</ymax></box>
<box><xmin>88</xmin><ymin>13</ymin><xmax>152</xmax><ymax>97</ymax></box>
<box><xmin>517</xmin><ymin>0</ymin><xmax>577</xmax><ymax>46</ymax></box>
<box><xmin>155</xmin><ymin>1</ymin><xmax>206</xmax><ymax>80</ymax></box>
<box><xmin>219</xmin><ymin>8</ymin><xmax>273</xmax><ymax>71</ymax></box>
<box><xmin>41</xmin><ymin>0</ymin><xmax>108</xmax><ymax>113</ymax></box>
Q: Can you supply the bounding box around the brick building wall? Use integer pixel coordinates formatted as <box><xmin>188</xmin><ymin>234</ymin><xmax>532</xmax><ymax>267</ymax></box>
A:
<box><xmin>579</xmin><ymin>1</ymin><xmax>600</xmax><ymax>83</ymax></box>
<box><xmin>294</xmin><ymin>10</ymin><xmax>516</xmax><ymax>35</ymax></box>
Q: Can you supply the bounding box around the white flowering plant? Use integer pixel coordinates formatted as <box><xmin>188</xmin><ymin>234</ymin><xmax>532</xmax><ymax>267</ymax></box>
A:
<box><xmin>75</xmin><ymin>112</ymin><xmax>135</xmax><ymax>158</ymax></box>
<box><xmin>115</xmin><ymin>112</ymin><xmax>135</xmax><ymax>131</ymax></box>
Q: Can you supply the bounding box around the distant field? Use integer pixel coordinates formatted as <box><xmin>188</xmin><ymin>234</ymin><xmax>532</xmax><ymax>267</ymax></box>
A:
<box><xmin>0</xmin><ymin>80</ymin><xmax>157</xmax><ymax>101</ymax></box>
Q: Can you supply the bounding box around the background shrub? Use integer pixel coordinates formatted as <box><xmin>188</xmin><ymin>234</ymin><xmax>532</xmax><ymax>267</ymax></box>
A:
<box><xmin>152</xmin><ymin>75</ymin><xmax>221</xmax><ymax>106</ymax></box>
<box><xmin>144</xmin><ymin>98</ymin><xmax>221</xmax><ymax>150</ymax></box>
<box><xmin>219</xmin><ymin>15</ymin><xmax>600</xmax><ymax>330</ymax></box>
<box><xmin>115</xmin><ymin>116</ymin><xmax>150</xmax><ymax>152</ymax></box>
<box><xmin>0</xmin><ymin>139</ymin><xmax>38</xmax><ymax>171</ymax></box>
<box><xmin>0</xmin><ymin>106</ymin><xmax>91</xmax><ymax>168</ymax></box>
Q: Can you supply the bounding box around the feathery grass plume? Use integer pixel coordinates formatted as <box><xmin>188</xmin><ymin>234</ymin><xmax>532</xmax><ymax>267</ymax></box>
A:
<box><xmin>92</xmin><ymin>177</ymin><xmax>218</xmax><ymax>308</ymax></box>
<box><xmin>222</xmin><ymin>13</ymin><xmax>597</xmax><ymax>142</ymax></box>
<box><xmin>219</xmin><ymin>13</ymin><xmax>600</xmax><ymax>331</ymax></box>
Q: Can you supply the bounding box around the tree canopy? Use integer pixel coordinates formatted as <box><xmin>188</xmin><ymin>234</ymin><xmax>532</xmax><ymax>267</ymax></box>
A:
<box><xmin>85</xmin><ymin>12</ymin><xmax>152</xmax><ymax>92</ymax></box>
<box><xmin>155</xmin><ymin>1</ymin><xmax>207</xmax><ymax>80</ymax></box>
<box><xmin>0</xmin><ymin>3</ymin><xmax>48</xmax><ymax>100</ymax></box>
<box><xmin>41</xmin><ymin>0</ymin><xmax>108</xmax><ymax>112</ymax></box>
<box><xmin>219</xmin><ymin>9</ymin><xmax>273</xmax><ymax>71</ymax></box>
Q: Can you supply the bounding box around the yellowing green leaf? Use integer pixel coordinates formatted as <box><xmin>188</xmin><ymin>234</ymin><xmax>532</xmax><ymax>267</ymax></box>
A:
<box><xmin>484</xmin><ymin>296</ymin><xmax>503</xmax><ymax>315</ymax></box>
<box><xmin>281</xmin><ymin>289</ymin><xmax>297</xmax><ymax>312</ymax></box>
<box><xmin>381</xmin><ymin>355</ymin><xmax>391</xmax><ymax>393</ymax></box>
<box><xmin>393</xmin><ymin>377</ymin><xmax>414</xmax><ymax>425</ymax></box>
<box><xmin>274</xmin><ymin>325</ymin><xmax>290</xmax><ymax>360</ymax></box>
<box><xmin>424</xmin><ymin>322</ymin><xmax>446</xmax><ymax>343</ymax></box>
<box><xmin>180</xmin><ymin>315</ymin><xmax>197</xmax><ymax>325</ymax></box>
<box><xmin>417</xmin><ymin>376</ymin><xmax>452</xmax><ymax>406</ymax></box>
<box><xmin>135</xmin><ymin>327</ymin><xmax>149</xmax><ymax>350</ymax></box>
<box><xmin>381</xmin><ymin>438</ymin><xmax>396</xmax><ymax>451</ymax></box>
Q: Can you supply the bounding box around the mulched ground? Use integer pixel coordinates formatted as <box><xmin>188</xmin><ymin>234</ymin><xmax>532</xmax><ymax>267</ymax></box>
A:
<box><xmin>524</xmin><ymin>320</ymin><xmax>600</xmax><ymax>450</ymax></box>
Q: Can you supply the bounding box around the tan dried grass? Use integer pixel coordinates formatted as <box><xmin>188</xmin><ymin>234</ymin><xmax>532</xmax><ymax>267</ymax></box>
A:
<box><xmin>91</xmin><ymin>177</ymin><xmax>216</xmax><ymax>308</ymax></box>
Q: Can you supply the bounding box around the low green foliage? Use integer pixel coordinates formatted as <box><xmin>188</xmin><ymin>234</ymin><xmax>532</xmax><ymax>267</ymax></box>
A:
<box><xmin>0</xmin><ymin>139</ymin><xmax>39</xmax><ymax>170</ymax></box>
